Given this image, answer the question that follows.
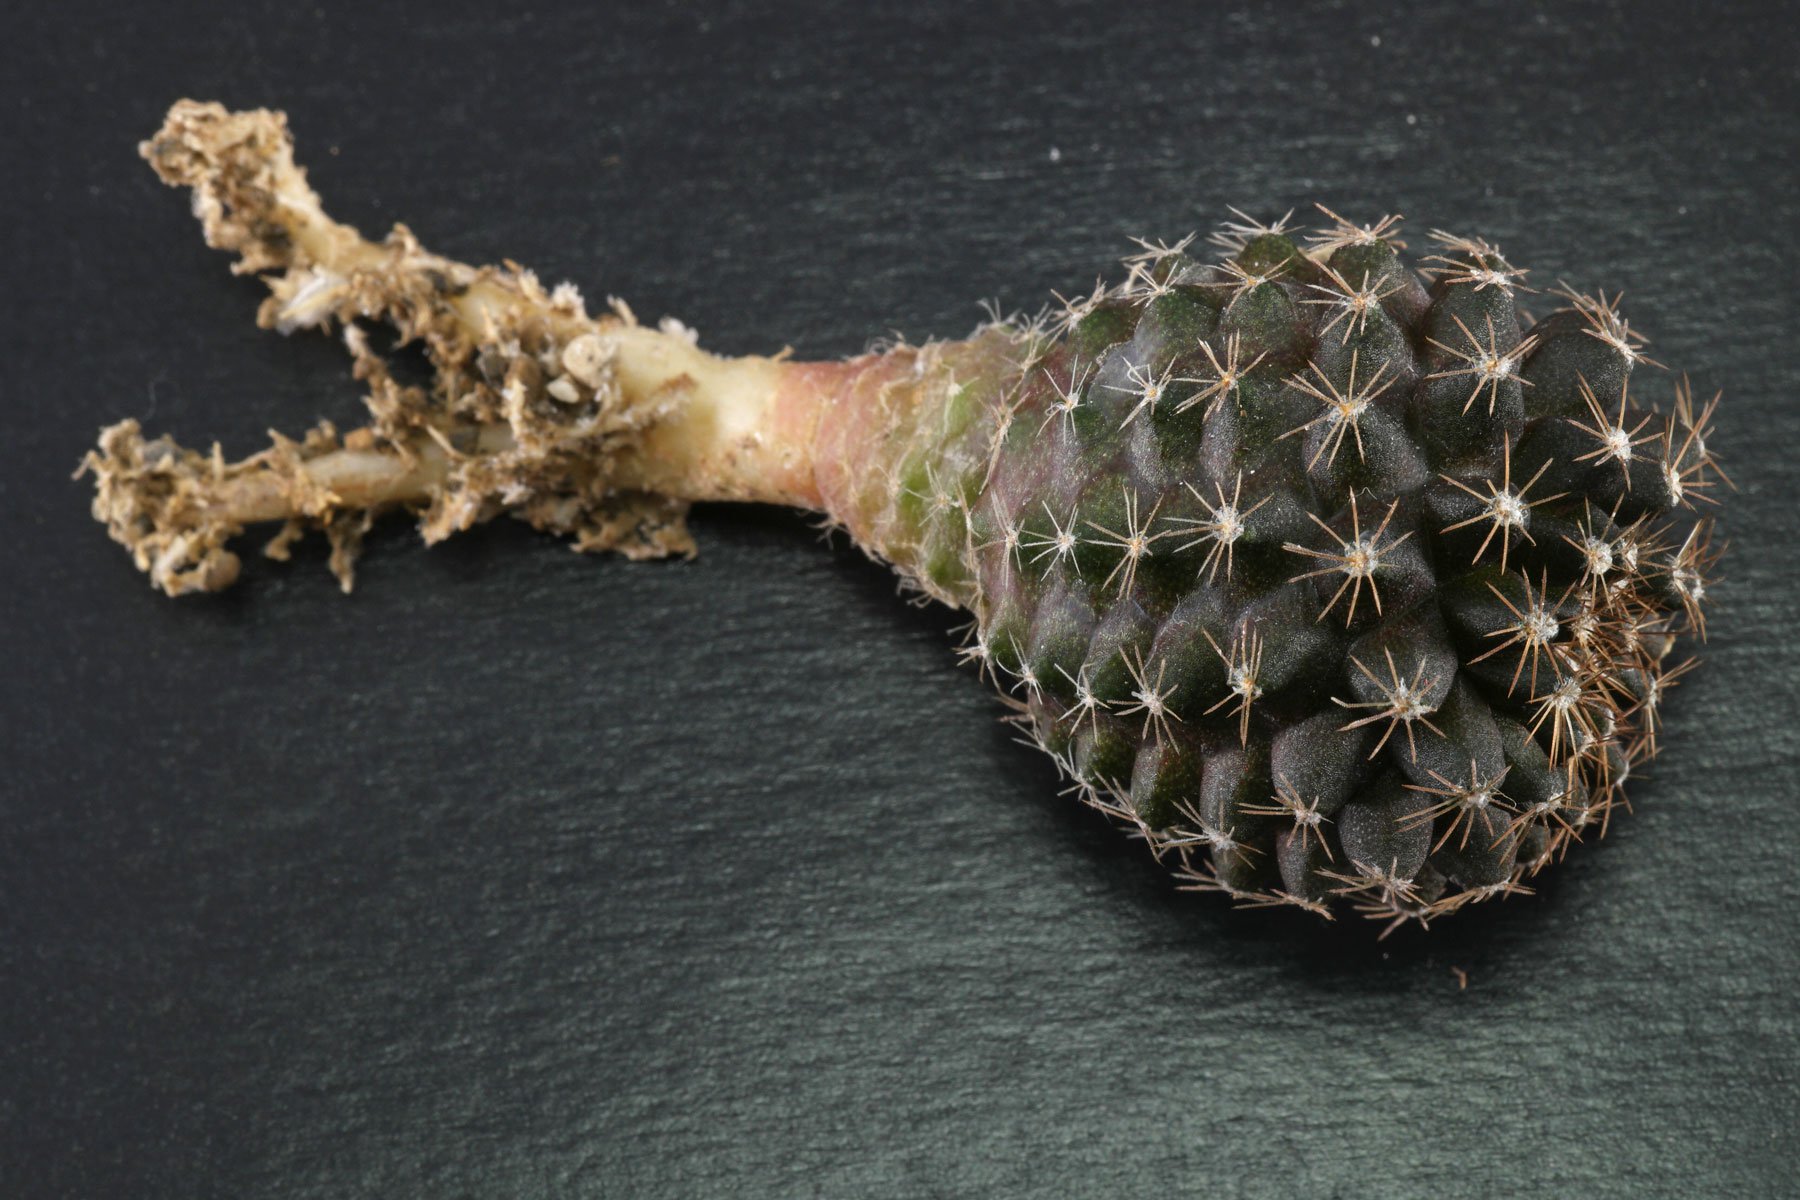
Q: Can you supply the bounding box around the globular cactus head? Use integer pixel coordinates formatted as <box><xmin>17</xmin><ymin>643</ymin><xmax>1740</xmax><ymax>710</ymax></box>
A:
<box><xmin>886</xmin><ymin>207</ymin><xmax>1725</xmax><ymax>931</ymax></box>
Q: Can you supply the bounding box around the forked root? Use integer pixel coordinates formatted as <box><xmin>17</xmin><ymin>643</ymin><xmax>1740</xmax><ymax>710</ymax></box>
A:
<box><xmin>81</xmin><ymin>100</ymin><xmax>833</xmax><ymax>595</ymax></box>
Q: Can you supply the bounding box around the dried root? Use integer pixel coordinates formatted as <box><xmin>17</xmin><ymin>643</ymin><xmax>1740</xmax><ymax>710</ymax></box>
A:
<box><xmin>81</xmin><ymin>100</ymin><xmax>811</xmax><ymax>595</ymax></box>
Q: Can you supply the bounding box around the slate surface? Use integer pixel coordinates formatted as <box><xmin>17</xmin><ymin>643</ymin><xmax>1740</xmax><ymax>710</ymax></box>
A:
<box><xmin>2</xmin><ymin>2</ymin><xmax>1797</xmax><ymax>1196</ymax></box>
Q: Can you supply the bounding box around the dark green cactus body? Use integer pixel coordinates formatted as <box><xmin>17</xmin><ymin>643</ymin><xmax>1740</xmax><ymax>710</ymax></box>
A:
<box><xmin>917</xmin><ymin>213</ymin><xmax>1719</xmax><ymax>927</ymax></box>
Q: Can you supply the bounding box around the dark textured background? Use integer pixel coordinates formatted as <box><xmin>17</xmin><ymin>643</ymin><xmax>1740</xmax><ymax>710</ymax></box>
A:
<box><xmin>3</xmin><ymin>2</ymin><xmax>1797</xmax><ymax>1196</ymax></box>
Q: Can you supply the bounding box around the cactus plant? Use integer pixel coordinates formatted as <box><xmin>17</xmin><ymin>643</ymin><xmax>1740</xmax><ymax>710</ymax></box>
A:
<box><xmin>83</xmin><ymin>101</ymin><xmax>1726</xmax><ymax>931</ymax></box>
